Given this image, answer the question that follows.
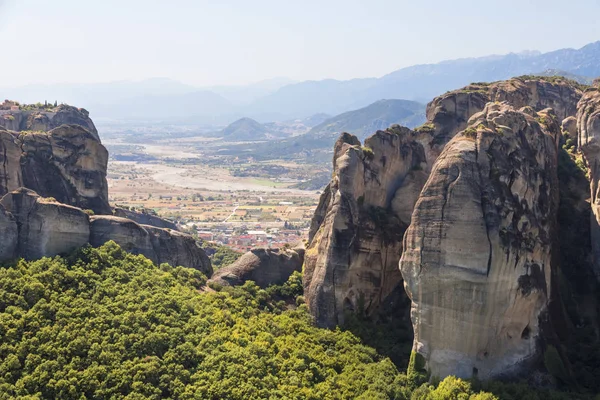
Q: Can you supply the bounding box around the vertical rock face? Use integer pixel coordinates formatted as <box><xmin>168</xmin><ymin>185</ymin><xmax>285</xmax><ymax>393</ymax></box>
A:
<box><xmin>577</xmin><ymin>87</ymin><xmax>600</xmax><ymax>279</ymax></box>
<box><xmin>0</xmin><ymin>125</ymin><xmax>110</xmax><ymax>214</ymax></box>
<box><xmin>304</xmin><ymin>128</ymin><xmax>427</xmax><ymax>327</ymax></box>
<box><xmin>400</xmin><ymin>103</ymin><xmax>560</xmax><ymax>380</ymax></box>
<box><xmin>0</xmin><ymin>203</ymin><xmax>17</xmax><ymax>261</ymax></box>
<box><xmin>1</xmin><ymin>188</ymin><xmax>91</xmax><ymax>260</ymax></box>
<box><xmin>304</xmin><ymin>76</ymin><xmax>582</xmax><ymax>329</ymax></box>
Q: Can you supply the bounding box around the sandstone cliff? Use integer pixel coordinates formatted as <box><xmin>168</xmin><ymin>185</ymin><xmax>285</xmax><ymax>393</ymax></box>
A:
<box><xmin>304</xmin><ymin>76</ymin><xmax>583</xmax><ymax>329</ymax></box>
<box><xmin>209</xmin><ymin>244</ymin><xmax>304</xmax><ymax>288</ymax></box>
<box><xmin>0</xmin><ymin>124</ymin><xmax>110</xmax><ymax>214</ymax></box>
<box><xmin>401</xmin><ymin>103</ymin><xmax>560</xmax><ymax>380</ymax></box>
<box><xmin>0</xmin><ymin>188</ymin><xmax>212</xmax><ymax>275</ymax></box>
<box><xmin>577</xmin><ymin>86</ymin><xmax>600</xmax><ymax>279</ymax></box>
<box><xmin>304</xmin><ymin>128</ymin><xmax>426</xmax><ymax>328</ymax></box>
<box><xmin>1</xmin><ymin>188</ymin><xmax>90</xmax><ymax>260</ymax></box>
<box><xmin>90</xmin><ymin>216</ymin><xmax>212</xmax><ymax>275</ymax></box>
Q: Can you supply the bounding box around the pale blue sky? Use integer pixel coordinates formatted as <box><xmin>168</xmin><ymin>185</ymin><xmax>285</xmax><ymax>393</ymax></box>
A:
<box><xmin>0</xmin><ymin>0</ymin><xmax>598</xmax><ymax>86</ymax></box>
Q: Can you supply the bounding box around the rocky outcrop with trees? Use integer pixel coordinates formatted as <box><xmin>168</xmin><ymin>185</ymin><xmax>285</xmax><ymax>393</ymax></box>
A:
<box><xmin>303</xmin><ymin>76</ymin><xmax>600</xmax><ymax>382</ymax></box>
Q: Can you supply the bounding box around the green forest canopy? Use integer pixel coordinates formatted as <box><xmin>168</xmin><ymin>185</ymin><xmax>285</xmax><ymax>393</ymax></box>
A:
<box><xmin>0</xmin><ymin>242</ymin><xmax>592</xmax><ymax>399</ymax></box>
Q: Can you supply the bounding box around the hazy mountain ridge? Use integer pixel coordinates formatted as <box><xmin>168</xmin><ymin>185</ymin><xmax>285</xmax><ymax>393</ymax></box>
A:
<box><xmin>2</xmin><ymin>41</ymin><xmax>599</xmax><ymax>123</ymax></box>
<box><xmin>308</xmin><ymin>99</ymin><xmax>425</xmax><ymax>140</ymax></box>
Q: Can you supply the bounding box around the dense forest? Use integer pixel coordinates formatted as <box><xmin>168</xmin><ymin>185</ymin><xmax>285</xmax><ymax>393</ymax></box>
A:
<box><xmin>0</xmin><ymin>242</ymin><xmax>595</xmax><ymax>399</ymax></box>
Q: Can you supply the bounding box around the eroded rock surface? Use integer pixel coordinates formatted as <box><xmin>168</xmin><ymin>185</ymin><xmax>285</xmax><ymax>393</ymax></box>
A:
<box><xmin>400</xmin><ymin>103</ymin><xmax>560</xmax><ymax>380</ymax></box>
<box><xmin>89</xmin><ymin>215</ymin><xmax>212</xmax><ymax>276</ymax></box>
<box><xmin>0</xmin><ymin>125</ymin><xmax>110</xmax><ymax>214</ymax></box>
<box><xmin>304</xmin><ymin>128</ymin><xmax>426</xmax><ymax>327</ymax></box>
<box><xmin>209</xmin><ymin>244</ymin><xmax>304</xmax><ymax>288</ymax></box>
<box><xmin>0</xmin><ymin>203</ymin><xmax>17</xmax><ymax>261</ymax></box>
<box><xmin>1</xmin><ymin>188</ymin><xmax>90</xmax><ymax>260</ymax></box>
<box><xmin>304</xmin><ymin>77</ymin><xmax>582</xmax><ymax>329</ymax></box>
<box><xmin>90</xmin><ymin>216</ymin><xmax>157</xmax><ymax>260</ymax></box>
<box><xmin>0</xmin><ymin>104</ymin><xmax>100</xmax><ymax>142</ymax></box>
<box><xmin>145</xmin><ymin>225</ymin><xmax>212</xmax><ymax>276</ymax></box>
<box><xmin>577</xmin><ymin>87</ymin><xmax>600</xmax><ymax>279</ymax></box>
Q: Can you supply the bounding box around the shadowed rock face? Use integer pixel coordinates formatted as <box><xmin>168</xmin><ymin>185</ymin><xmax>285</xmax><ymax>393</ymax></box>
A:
<box><xmin>1</xmin><ymin>188</ymin><xmax>90</xmax><ymax>260</ymax></box>
<box><xmin>0</xmin><ymin>203</ymin><xmax>17</xmax><ymax>261</ymax></box>
<box><xmin>577</xmin><ymin>87</ymin><xmax>600</xmax><ymax>279</ymax></box>
<box><xmin>304</xmin><ymin>128</ymin><xmax>427</xmax><ymax>328</ymax></box>
<box><xmin>209</xmin><ymin>244</ymin><xmax>304</xmax><ymax>288</ymax></box>
<box><xmin>0</xmin><ymin>104</ymin><xmax>100</xmax><ymax>142</ymax></box>
<box><xmin>401</xmin><ymin>103</ymin><xmax>560</xmax><ymax>380</ymax></box>
<box><xmin>0</xmin><ymin>125</ymin><xmax>110</xmax><ymax>214</ymax></box>
<box><xmin>89</xmin><ymin>215</ymin><xmax>212</xmax><ymax>276</ymax></box>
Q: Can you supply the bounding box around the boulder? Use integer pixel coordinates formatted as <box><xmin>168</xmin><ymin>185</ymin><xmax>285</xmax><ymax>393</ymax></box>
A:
<box><xmin>400</xmin><ymin>103</ymin><xmax>560</xmax><ymax>380</ymax></box>
<box><xmin>89</xmin><ymin>215</ymin><xmax>212</xmax><ymax>276</ymax></box>
<box><xmin>1</xmin><ymin>188</ymin><xmax>90</xmax><ymax>260</ymax></box>
<box><xmin>209</xmin><ymin>244</ymin><xmax>304</xmax><ymax>288</ymax></box>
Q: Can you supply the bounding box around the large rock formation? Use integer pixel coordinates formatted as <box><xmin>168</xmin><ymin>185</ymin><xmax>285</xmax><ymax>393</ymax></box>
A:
<box><xmin>0</xmin><ymin>188</ymin><xmax>212</xmax><ymax>275</ymax></box>
<box><xmin>577</xmin><ymin>86</ymin><xmax>600</xmax><ymax>279</ymax></box>
<box><xmin>303</xmin><ymin>76</ymin><xmax>583</xmax><ymax>329</ymax></box>
<box><xmin>89</xmin><ymin>215</ymin><xmax>212</xmax><ymax>276</ymax></box>
<box><xmin>400</xmin><ymin>103</ymin><xmax>560</xmax><ymax>380</ymax></box>
<box><xmin>0</xmin><ymin>104</ymin><xmax>100</xmax><ymax>142</ymax></box>
<box><xmin>209</xmin><ymin>244</ymin><xmax>304</xmax><ymax>288</ymax></box>
<box><xmin>1</xmin><ymin>188</ymin><xmax>90</xmax><ymax>260</ymax></box>
<box><xmin>304</xmin><ymin>129</ymin><xmax>427</xmax><ymax>328</ymax></box>
<box><xmin>0</xmin><ymin>124</ymin><xmax>110</xmax><ymax>214</ymax></box>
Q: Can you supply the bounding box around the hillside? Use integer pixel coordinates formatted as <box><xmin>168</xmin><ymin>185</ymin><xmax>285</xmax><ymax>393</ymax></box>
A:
<box><xmin>0</xmin><ymin>241</ymin><xmax>578</xmax><ymax>399</ymax></box>
<box><xmin>219</xmin><ymin>117</ymin><xmax>269</xmax><ymax>140</ymax></box>
<box><xmin>308</xmin><ymin>99</ymin><xmax>425</xmax><ymax>140</ymax></box>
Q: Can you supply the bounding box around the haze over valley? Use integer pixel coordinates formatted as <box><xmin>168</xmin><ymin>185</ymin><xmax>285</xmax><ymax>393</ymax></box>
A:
<box><xmin>2</xmin><ymin>0</ymin><xmax>600</xmax><ymax>398</ymax></box>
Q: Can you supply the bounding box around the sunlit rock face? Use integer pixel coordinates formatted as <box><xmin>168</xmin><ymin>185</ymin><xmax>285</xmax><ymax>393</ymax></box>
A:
<box><xmin>577</xmin><ymin>87</ymin><xmax>600</xmax><ymax>279</ymax></box>
<box><xmin>401</xmin><ymin>102</ymin><xmax>560</xmax><ymax>380</ymax></box>
<box><xmin>304</xmin><ymin>77</ymin><xmax>583</xmax><ymax>330</ymax></box>
<box><xmin>209</xmin><ymin>244</ymin><xmax>304</xmax><ymax>288</ymax></box>
<box><xmin>1</xmin><ymin>188</ymin><xmax>90</xmax><ymax>260</ymax></box>
<box><xmin>90</xmin><ymin>215</ymin><xmax>213</xmax><ymax>276</ymax></box>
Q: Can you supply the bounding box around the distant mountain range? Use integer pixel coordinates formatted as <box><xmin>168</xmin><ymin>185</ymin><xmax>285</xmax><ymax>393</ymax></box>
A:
<box><xmin>308</xmin><ymin>99</ymin><xmax>425</xmax><ymax>140</ymax></box>
<box><xmin>2</xmin><ymin>41</ymin><xmax>599</xmax><ymax>124</ymax></box>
